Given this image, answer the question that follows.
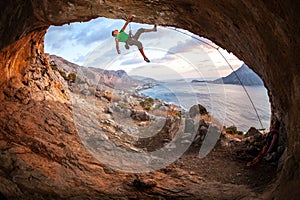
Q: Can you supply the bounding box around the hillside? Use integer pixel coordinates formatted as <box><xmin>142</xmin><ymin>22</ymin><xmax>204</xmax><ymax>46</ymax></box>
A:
<box><xmin>212</xmin><ymin>64</ymin><xmax>264</xmax><ymax>86</ymax></box>
<box><xmin>47</xmin><ymin>54</ymin><xmax>154</xmax><ymax>91</ymax></box>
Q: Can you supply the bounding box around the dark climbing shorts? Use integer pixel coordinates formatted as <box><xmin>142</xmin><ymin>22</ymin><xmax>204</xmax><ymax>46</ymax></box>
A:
<box><xmin>126</xmin><ymin>28</ymin><xmax>145</xmax><ymax>50</ymax></box>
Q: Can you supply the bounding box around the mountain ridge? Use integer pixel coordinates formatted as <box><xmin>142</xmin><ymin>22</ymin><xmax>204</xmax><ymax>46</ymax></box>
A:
<box><xmin>47</xmin><ymin>54</ymin><xmax>157</xmax><ymax>91</ymax></box>
<box><xmin>212</xmin><ymin>64</ymin><xmax>264</xmax><ymax>86</ymax></box>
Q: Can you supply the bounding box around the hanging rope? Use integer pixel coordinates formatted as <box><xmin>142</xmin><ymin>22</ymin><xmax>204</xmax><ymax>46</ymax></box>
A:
<box><xmin>129</xmin><ymin>23</ymin><xmax>133</xmax><ymax>37</ymax></box>
<box><xmin>217</xmin><ymin>48</ymin><xmax>264</xmax><ymax>130</ymax></box>
<box><xmin>165</xmin><ymin>27</ymin><xmax>264</xmax><ymax>130</ymax></box>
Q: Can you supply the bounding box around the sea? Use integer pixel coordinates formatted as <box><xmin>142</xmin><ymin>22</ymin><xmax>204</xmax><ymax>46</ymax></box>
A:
<box><xmin>140</xmin><ymin>80</ymin><xmax>271</xmax><ymax>132</ymax></box>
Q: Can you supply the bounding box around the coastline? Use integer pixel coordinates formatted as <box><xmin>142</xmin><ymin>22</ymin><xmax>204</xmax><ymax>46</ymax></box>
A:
<box><xmin>138</xmin><ymin>81</ymin><xmax>270</xmax><ymax>132</ymax></box>
<box><xmin>138</xmin><ymin>83</ymin><xmax>223</xmax><ymax>132</ymax></box>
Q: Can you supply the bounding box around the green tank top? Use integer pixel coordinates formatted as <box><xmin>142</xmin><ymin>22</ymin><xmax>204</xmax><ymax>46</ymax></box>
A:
<box><xmin>115</xmin><ymin>30</ymin><xmax>128</xmax><ymax>42</ymax></box>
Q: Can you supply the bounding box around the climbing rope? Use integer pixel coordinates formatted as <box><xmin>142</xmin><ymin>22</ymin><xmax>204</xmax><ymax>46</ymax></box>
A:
<box><xmin>129</xmin><ymin>23</ymin><xmax>133</xmax><ymax>37</ymax></box>
<box><xmin>165</xmin><ymin>27</ymin><xmax>265</xmax><ymax>130</ymax></box>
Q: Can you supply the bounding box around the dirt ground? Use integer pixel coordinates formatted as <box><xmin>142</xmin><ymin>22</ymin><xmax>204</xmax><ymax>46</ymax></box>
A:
<box><xmin>172</xmin><ymin>141</ymin><xmax>278</xmax><ymax>194</ymax></box>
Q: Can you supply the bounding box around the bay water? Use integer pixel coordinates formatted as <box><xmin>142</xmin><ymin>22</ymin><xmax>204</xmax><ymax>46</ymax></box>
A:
<box><xmin>140</xmin><ymin>80</ymin><xmax>271</xmax><ymax>132</ymax></box>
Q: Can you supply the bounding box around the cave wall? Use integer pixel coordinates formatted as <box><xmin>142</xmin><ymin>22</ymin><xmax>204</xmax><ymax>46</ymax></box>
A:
<box><xmin>1</xmin><ymin>0</ymin><xmax>300</xmax><ymax>199</ymax></box>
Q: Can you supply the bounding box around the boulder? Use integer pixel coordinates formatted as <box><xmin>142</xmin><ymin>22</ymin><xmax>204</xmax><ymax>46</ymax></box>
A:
<box><xmin>132</xmin><ymin>178</ymin><xmax>157</xmax><ymax>189</ymax></box>
<box><xmin>130</xmin><ymin>110</ymin><xmax>150</xmax><ymax>121</ymax></box>
<box><xmin>80</xmin><ymin>89</ymin><xmax>91</xmax><ymax>96</ymax></box>
<box><xmin>189</xmin><ymin>104</ymin><xmax>208</xmax><ymax>118</ymax></box>
<box><xmin>244</xmin><ymin>127</ymin><xmax>261</xmax><ymax>137</ymax></box>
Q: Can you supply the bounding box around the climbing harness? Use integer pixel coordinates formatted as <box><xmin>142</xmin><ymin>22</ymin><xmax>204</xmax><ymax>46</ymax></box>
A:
<box><xmin>123</xmin><ymin>15</ymin><xmax>135</xmax><ymax>50</ymax></box>
<box><xmin>128</xmin><ymin>23</ymin><xmax>133</xmax><ymax>38</ymax></box>
<box><xmin>124</xmin><ymin>23</ymin><xmax>133</xmax><ymax>50</ymax></box>
<box><xmin>165</xmin><ymin>27</ymin><xmax>265</xmax><ymax>130</ymax></box>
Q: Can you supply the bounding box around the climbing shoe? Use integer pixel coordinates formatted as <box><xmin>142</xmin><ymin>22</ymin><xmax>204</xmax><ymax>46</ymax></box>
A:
<box><xmin>144</xmin><ymin>57</ymin><xmax>150</xmax><ymax>63</ymax></box>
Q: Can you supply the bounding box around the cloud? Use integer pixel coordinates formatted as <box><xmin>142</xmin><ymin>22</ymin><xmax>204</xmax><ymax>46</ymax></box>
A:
<box><xmin>71</xmin><ymin>18</ymin><xmax>120</xmax><ymax>45</ymax></box>
<box><xmin>167</xmin><ymin>39</ymin><xmax>197</xmax><ymax>53</ymax></box>
<box><xmin>73</xmin><ymin>54</ymin><xmax>87</xmax><ymax>63</ymax></box>
<box><xmin>83</xmin><ymin>43</ymin><xmax>116</xmax><ymax>68</ymax></box>
<box><xmin>120</xmin><ymin>58</ymin><xmax>143</xmax><ymax>65</ymax></box>
<box><xmin>128</xmin><ymin>64</ymin><xmax>184</xmax><ymax>80</ymax></box>
<box><xmin>45</xmin><ymin>28</ymin><xmax>69</xmax><ymax>50</ymax></box>
<box><xmin>150</xmin><ymin>54</ymin><xmax>177</xmax><ymax>63</ymax></box>
<box><xmin>45</xmin><ymin>18</ymin><xmax>123</xmax><ymax>53</ymax></box>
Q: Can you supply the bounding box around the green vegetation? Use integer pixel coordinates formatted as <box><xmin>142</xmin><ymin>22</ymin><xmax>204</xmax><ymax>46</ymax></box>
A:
<box><xmin>176</xmin><ymin>111</ymin><xmax>182</xmax><ymax>118</ymax></box>
<box><xmin>118</xmin><ymin>101</ymin><xmax>128</xmax><ymax>108</ymax></box>
<box><xmin>140</xmin><ymin>97</ymin><xmax>154</xmax><ymax>110</ymax></box>
<box><xmin>225</xmin><ymin>125</ymin><xmax>243</xmax><ymax>135</ymax></box>
<box><xmin>60</xmin><ymin>71</ymin><xmax>68</xmax><ymax>80</ymax></box>
<box><xmin>50</xmin><ymin>62</ymin><xmax>77</xmax><ymax>83</ymax></box>
<box><xmin>67</xmin><ymin>73</ymin><xmax>77</xmax><ymax>83</ymax></box>
<box><xmin>50</xmin><ymin>63</ymin><xmax>59</xmax><ymax>71</ymax></box>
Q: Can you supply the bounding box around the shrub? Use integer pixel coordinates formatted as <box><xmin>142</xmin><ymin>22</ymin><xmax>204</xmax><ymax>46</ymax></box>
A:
<box><xmin>118</xmin><ymin>102</ymin><xmax>128</xmax><ymax>108</ymax></box>
<box><xmin>49</xmin><ymin>61</ymin><xmax>78</xmax><ymax>83</ymax></box>
<box><xmin>60</xmin><ymin>71</ymin><xmax>68</xmax><ymax>80</ymax></box>
<box><xmin>162</xmin><ymin>105</ymin><xmax>181</xmax><ymax>118</ymax></box>
<box><xmin>50</xmin><ymin>63</ymin><xmax>70</xmax><ymax>81</ymax></box>
<box><xmin>140</xmin><ymin>97</ymin><xmax>154</xmax><ymax>111</ymax></box>
<box><xmin>50</xmin><ymin>64</ymin><xmax>58</xmax><ymax>71</ymax></box>
<box><xmin>225</xmin><ymin>125</ymin><xmax>243</xmax><ymax>135</ymax></box>
<box><xmin>68</xmin><ymin>73</ymin><xmax>76</xmax><ymax>83</ymax></box>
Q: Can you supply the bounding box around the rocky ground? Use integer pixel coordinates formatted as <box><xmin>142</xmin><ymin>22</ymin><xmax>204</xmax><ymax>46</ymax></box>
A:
<box><xmin>0</xmin><ymin>55</ymin><xmax>282</xmax><ymax>199</ymax></box>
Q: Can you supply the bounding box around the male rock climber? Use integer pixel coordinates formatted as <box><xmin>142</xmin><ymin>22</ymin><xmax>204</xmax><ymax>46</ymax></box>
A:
<box><xmin>112</xmin><ymin>15</ymin><xmax>157</xmax><ymax>63</ymax></box>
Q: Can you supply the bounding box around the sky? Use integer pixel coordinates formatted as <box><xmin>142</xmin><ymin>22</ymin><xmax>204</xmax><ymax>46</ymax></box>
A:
<box><xmin>44</xmin><ymin>17</ymin><xmax>244</xmax><ymax>81</ymax></box>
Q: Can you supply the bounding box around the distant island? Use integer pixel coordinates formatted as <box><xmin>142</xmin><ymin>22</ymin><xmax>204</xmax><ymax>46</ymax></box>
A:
<box><xmin>129</xmin><ymin>75</ymin><xmax>160</xmax><ymax>90</ymax></box>
<box><xmin>211</xmin><ymin>64</ymin><xmax>264</xmax><ymax>86</ymax></box>
<box><xmin>191</xmin><ymin>80</ymin><xmax>206</xmax><ymax>83</ymax></box>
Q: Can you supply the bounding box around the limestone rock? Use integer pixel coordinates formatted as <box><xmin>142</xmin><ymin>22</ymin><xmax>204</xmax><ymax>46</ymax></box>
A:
<box><xmin>130</xmin><ymin>110</ymin><xmax>150</xmax><ymax>121</ymax></box>
<box><xmin>132</xmin><ymin>178</ymin><xmax>157</xmax><ymax>189</ymax></box>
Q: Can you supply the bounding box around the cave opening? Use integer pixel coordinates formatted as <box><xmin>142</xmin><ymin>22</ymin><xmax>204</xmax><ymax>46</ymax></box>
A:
<box><xmin>44</xmin><ymin>16</ymin><xmax>276</xmax><ymax>188</ymax></box>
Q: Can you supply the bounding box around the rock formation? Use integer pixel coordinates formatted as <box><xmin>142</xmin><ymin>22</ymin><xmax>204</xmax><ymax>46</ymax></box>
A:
<box><xmin>1</xmin><ymin>0</ymin><xmax>299</xmax><ymax>199</ymax></box>
<box><xmin>48</xmin><ymin>54</ymin><xmax>149</xmax><ymax>90</ymax></box>
<box><xmin>212</xmin><ymin>64</ymin><xmax>264</xmax><ymax>86</ymax></box>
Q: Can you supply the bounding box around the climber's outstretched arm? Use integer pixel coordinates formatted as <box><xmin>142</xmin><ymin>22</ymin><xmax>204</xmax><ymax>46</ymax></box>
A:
<box><xmin>121</xmin><ymin>15</ymin><xmax>134</xmax><ymax>31</ymax></box>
